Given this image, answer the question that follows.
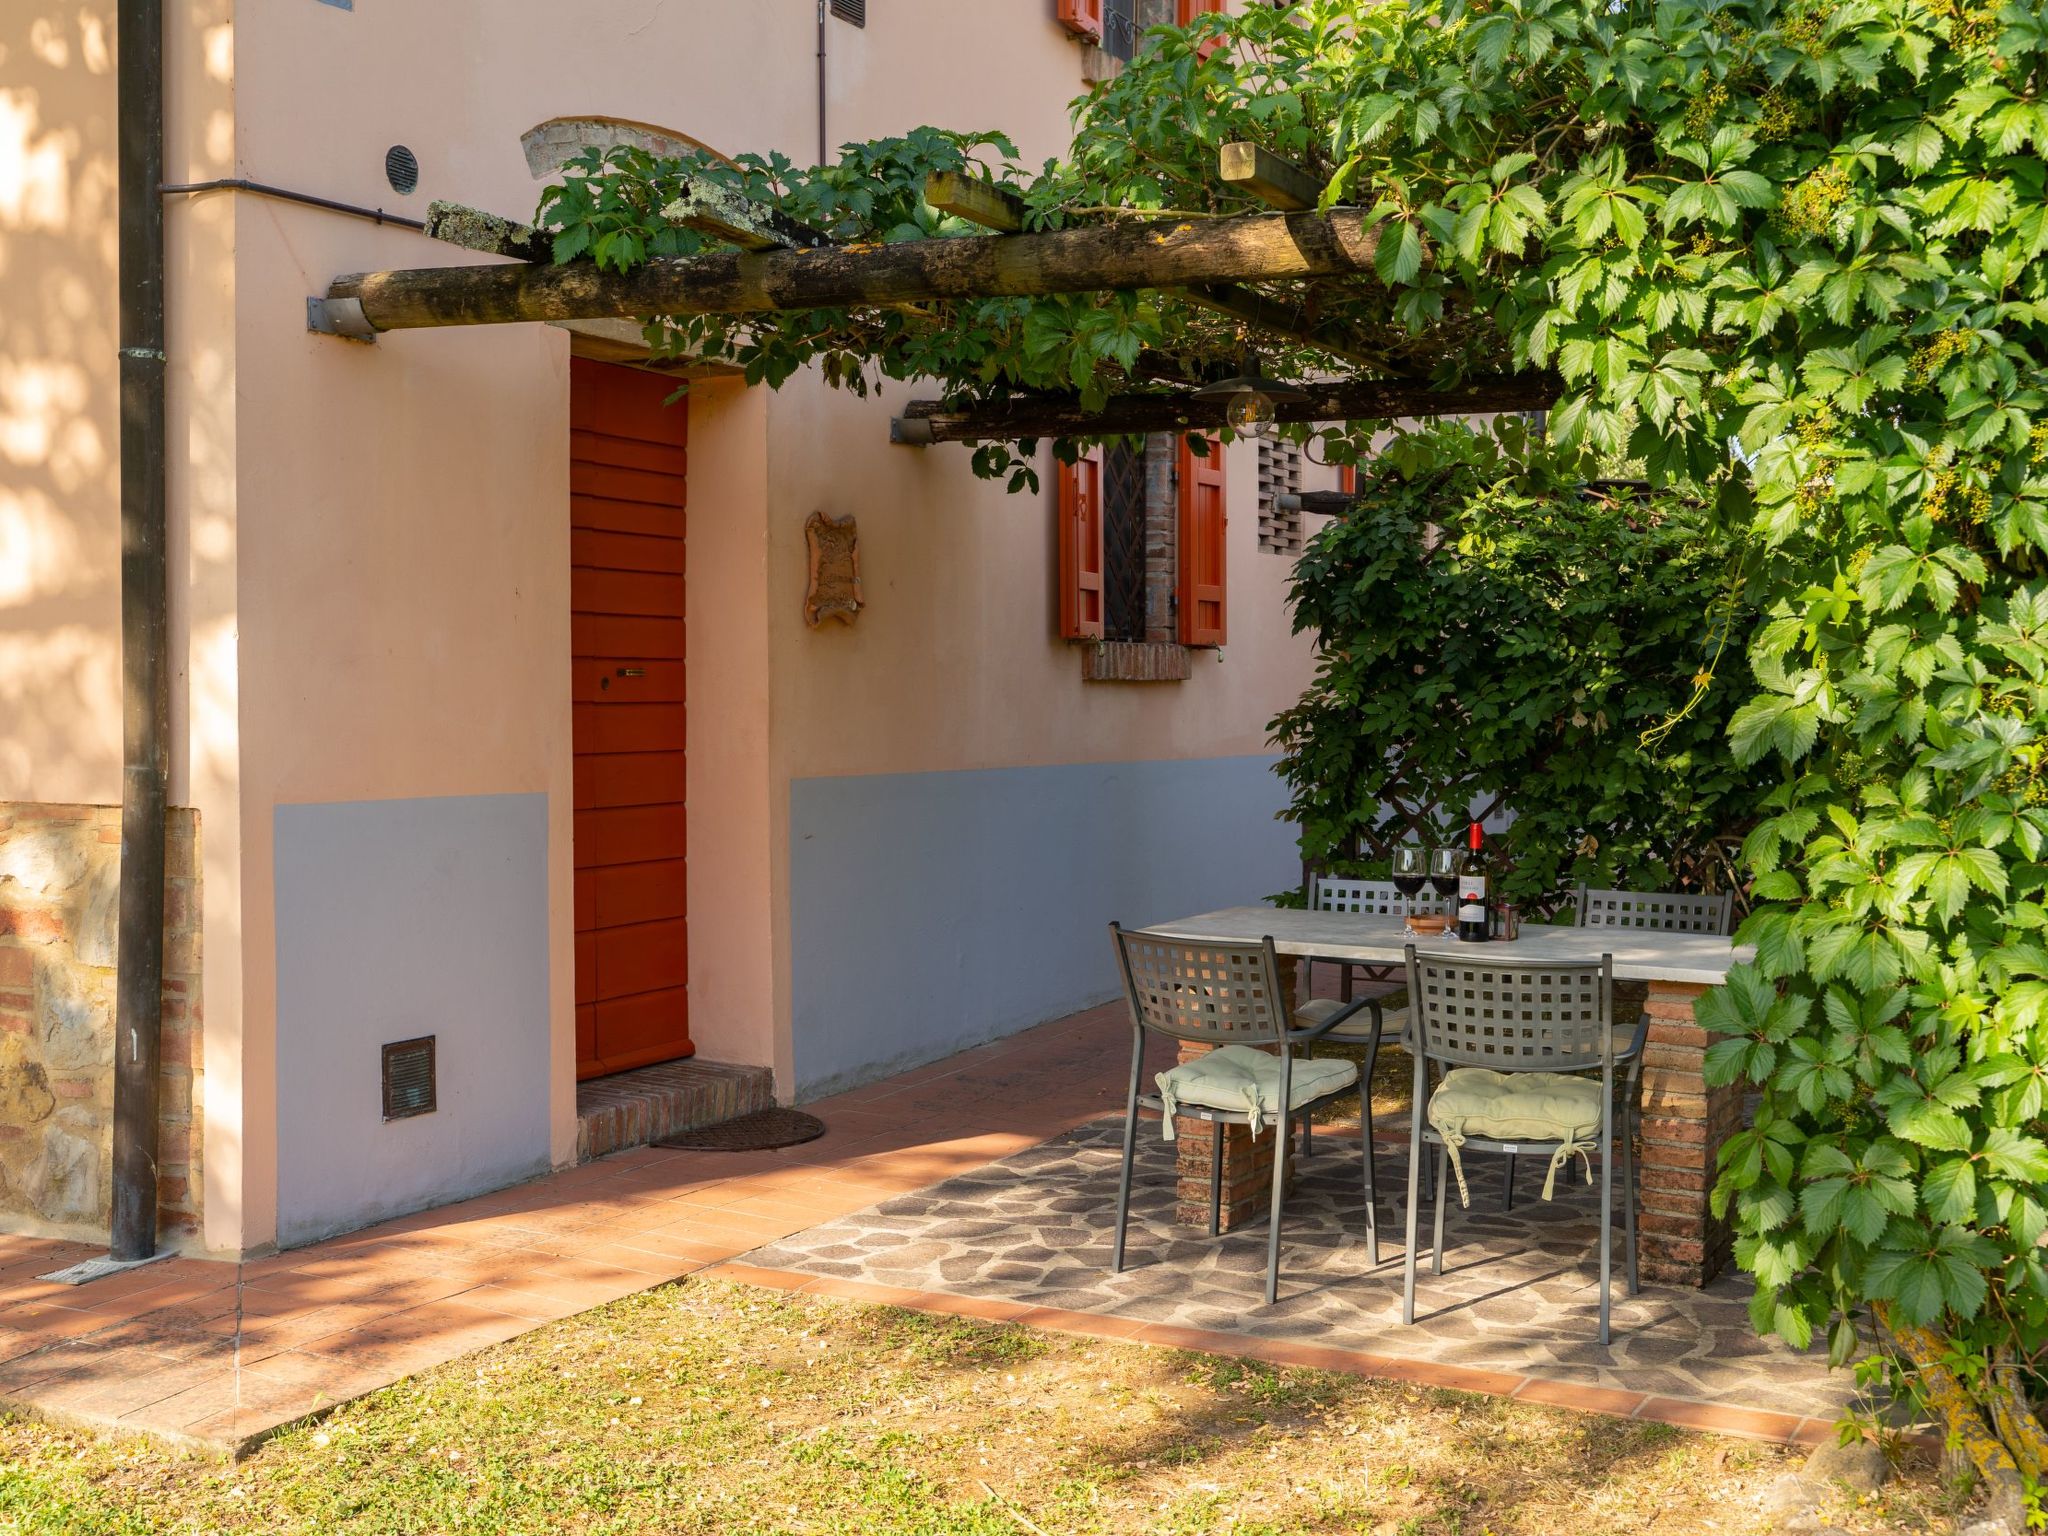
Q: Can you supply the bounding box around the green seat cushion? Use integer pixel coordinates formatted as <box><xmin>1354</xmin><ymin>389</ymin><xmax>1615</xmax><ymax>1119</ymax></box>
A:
<box><xmin>1154</xmin><ymin>1046</ymin><xmax>1358</xmax><ymax>1141</ymax></box>
<box><xmin>1426</xmin><ymin>1068</ymin><xmax>1605</xmax><ymax>1206</ymax></box>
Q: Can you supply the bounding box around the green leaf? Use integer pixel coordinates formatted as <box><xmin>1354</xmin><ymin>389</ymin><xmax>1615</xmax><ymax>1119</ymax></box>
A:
<box><xmin>1376</xmin><ymin>220</ymin><xmax>1425</xmax><ymax>286</ymax></box>
<box><xmin>1886</xmin><ymin>1095</ymin><xmax>1974</xmax><ymax>1152</ymax></box>
<box><xmin>1921</xmin><ymin>1156</ymin><xmax>1976</xmax><ymax>1223</ymax></box>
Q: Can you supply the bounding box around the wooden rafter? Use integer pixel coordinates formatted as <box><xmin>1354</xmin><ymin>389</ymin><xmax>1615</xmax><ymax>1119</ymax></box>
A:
<box><xmin>425</xmin><ymin>201</ymin><xmax>551</xmax><ymax>262</ymax></box>
<box><xmin>895</xmin><ymin>371</ymin><xmax>1558</xmax><ymax>442</ymax></box>
<box><xmin>1219</xmin><ymin>142</ymin><xmax>1324</xmax><ymax>212</ymax></box>
<box><xmin>326</xmin><ymin>208</ymin><xmax>1382</xmax><ymax>333</ymax></box>
<box><xmin>658</xmin><ymin>180</ymin><xmax>831</xmax><ymax>252</ymax></box>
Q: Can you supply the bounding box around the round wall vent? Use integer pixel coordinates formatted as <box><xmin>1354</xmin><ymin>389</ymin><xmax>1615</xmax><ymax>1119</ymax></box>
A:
<box><xmin>384</xmin><ymin>144</ymin><xmax>420</xmax><ymax>196</ymax></box>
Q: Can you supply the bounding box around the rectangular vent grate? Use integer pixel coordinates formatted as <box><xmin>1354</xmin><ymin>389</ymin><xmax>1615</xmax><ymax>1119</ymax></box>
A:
<box><xmin>829</xmin><ymin>0</ymin><xmax>865</xmax><ymax>24</ymax></box>
<box><xmin>1256</xmin><ymin>439</ymin><xmax>1304</xmax><ymax>556</ymax></box>
<box><xmin>381</xmin><ymin>1035</ymin><xmax>437</xmax><ymax>1121</ymax></box>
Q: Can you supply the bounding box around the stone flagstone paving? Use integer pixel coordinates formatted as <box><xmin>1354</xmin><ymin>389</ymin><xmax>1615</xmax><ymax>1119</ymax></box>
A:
<box><xmin>748</xmin><ymin>1118</ymin><xmax>1857</xmax><ymax>1422</ymax></box>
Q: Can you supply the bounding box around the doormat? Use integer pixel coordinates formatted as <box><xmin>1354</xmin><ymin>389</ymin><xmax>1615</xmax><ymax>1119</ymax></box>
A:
<box><xmin>655</xmin><ymin>1107</ymin><xmax>826</xmax><ymax>1152</ymax></box>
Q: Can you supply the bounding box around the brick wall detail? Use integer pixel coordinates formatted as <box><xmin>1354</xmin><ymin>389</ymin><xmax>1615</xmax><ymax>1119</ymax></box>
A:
<box><xmin>1170</xmin><ymin>955</ymin><xmax>1297</xmax><ymax>1231</ymax></box>
<box><xmin>1081</xmin><ymin>641</ymin><xmax>1192</xmax><ymax>683</ymax></box>
<box><xmin>1635</xmin><ymin>980</ymin><xmax>1737</xmax><ymax>1285</ymax></box>
<box><xmin>0</xmin><ymin>803</ymin><xmax>202</xmax><ymax>1244</ymax></box>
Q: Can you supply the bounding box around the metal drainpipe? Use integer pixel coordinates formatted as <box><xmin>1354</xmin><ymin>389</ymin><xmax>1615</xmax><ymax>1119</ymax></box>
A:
<box><xmin>816</xmin><ymin>0</ymin><xmax>827</xmax><ymax>166</ymax></box>
<box><xmin>110</xmin><ymin>0</ymin><xmax>168</xmax><ymax>1264</ymax></box>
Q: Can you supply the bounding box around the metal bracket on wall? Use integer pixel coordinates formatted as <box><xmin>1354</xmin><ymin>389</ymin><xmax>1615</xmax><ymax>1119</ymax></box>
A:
<box><xmin>889</xmin><ymin>416</ymin><xmax>934</xmax><ymax>446</ymax></box>
<box><xmin>306</xmin><ymin>295</ymin><xmax>378</xmax><ymax>343</ymax></box>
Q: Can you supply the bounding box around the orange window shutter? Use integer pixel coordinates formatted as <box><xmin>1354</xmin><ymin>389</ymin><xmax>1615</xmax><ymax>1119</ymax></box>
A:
<box><xmin>1340</xmin><ymin>464</ymin><xmax>1357</xmax><ymax>494</ymax></box>
<box><xmin>1178</xmin><ymin>436</ymin><xmax>1227</xmax><ymax>647</ymax></box>
<box><xmin>1058</xmin><ymin>449</ymin><xmax>1106</xmax><ymax>640</ymax></box>
<box><xmin>1058</xmin><ymin>0</ymin><xmax>1105</xmax><ymax>40</ymax></box>
<box><xmin>1177</xmin><ymin>0</ymin><xmax>1226</xmax><ymax>56</ymax></box>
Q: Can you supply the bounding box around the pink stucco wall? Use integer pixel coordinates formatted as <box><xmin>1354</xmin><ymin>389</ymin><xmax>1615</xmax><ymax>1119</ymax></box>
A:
<box><xmin>8</xmin><ymin>0</ymin><xmax>1336</xmax><ymax>1253</ymax></box>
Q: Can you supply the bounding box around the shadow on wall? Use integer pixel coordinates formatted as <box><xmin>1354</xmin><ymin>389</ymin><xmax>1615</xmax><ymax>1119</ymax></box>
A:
<box><xmin>0</xmin><ymin>4</ymin><xmax>238</xmax><ymax>803</ymax></box>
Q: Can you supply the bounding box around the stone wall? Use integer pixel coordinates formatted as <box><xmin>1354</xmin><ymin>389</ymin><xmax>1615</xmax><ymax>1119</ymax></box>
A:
<box><xmin>0</xmin><ymin>804</ymin><xmax>202</xmax><ymax>1245</ymax></box>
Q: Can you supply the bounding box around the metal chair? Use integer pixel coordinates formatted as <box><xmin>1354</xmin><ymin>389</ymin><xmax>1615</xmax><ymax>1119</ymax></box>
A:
<box><xmin>1296</xmin><ymin>877</ymin><xmax>1443</xmax><ymax>1175</ymax></box>
<box><xmin>1400</xmin><ymin>945</ymin><xmax>1644</xmax><ymax>1344</ymax></box>
<box><xmin>1108</xmin><ymin>923</ymin><xmax>1384</xmax><ymax>1303</ymax></box>
<box><xmin>1303</xmin><ymin>875</ymin><xmax>1450</xmax><ymax>996</ymax></box>
<box><xmin>1574</xmin><ymin>886</ymin><xmax>1733</xmax><ymax>935</ymax></box>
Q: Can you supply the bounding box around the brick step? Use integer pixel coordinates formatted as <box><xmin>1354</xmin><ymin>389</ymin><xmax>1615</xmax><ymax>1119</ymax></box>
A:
<box><xmin>575</xmin><ymin>1058</ymin><xmax>775</xmax><ymax>1162</ymax></box>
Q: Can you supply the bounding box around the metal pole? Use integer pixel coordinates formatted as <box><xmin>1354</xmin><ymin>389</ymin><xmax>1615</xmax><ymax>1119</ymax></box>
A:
<box><xmin>111</xmin><ymin>0</ymin><xmax>168</xmax><ymax>1264</ymax></box>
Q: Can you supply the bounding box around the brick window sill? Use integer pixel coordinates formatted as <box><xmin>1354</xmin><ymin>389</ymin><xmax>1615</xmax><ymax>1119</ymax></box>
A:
<box><xmin>1080</xmin><ymin>640</ymin><xmax>1192</xmax><ymax>683</ymax></box>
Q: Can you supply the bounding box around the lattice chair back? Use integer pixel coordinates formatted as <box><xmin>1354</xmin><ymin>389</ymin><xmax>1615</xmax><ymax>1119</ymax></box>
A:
<box><xmin>1311</xmin><ymin>876</ymin><xmax>1451</xmax><ymax>918</ymax></box>
<box><xmin>1574</xmin><ymin>886</ymin><xmax>1733</xmax><ymax>935</ymax></box>
<box><xmin>1403</xmin><ymin>946</ymin><xmax>1613</xmax><ymax>1073</ymax></box>
<box><xmin>1110</xmin><ymin>924</ymin><xmax>1289</xmax><ymax>1047</ymax></box>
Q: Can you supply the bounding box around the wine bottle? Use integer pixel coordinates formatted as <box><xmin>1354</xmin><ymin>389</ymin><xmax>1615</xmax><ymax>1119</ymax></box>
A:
<box><xmin>1457</xmin><ymin>821</ymin><xmax>1490</xmax><ymax>943</ymax></box>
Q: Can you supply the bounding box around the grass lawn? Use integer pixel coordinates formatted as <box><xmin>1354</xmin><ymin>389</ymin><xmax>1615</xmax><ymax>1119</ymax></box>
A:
<box><xmin>0</xmin><ymin>1278</ymin><xmax>1962</xmax><ymax>1535</ymax></box>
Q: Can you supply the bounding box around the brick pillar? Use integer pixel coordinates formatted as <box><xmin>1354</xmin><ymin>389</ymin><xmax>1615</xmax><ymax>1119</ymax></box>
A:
<box><xmin>1636</xmin><ymin>980</ymin><xmax>1739</xmax><ymax>1285</ymax></box>
<box><xmin>1171</xmin><ymin>956</ymin><xmax>1296</xmax><ymax>1231</ymax></box>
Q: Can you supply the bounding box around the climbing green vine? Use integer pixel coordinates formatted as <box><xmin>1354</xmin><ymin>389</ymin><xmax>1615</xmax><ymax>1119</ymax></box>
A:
<box><xmin>534</xmin><ymin>0</ymin><xmax>2048</xmax><ymax>1489</ymax></box>
<box><xmin>1269</xmin><ymin>418</ymin><xmax>1765</xmax><ymax>911</ymax></box>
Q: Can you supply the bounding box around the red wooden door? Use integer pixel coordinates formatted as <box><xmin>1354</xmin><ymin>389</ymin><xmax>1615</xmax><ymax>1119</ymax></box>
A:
<box><xmin>570</xmin><ymin>359</ymin><xmax>691</xmax><ymax>1079</ymax></box>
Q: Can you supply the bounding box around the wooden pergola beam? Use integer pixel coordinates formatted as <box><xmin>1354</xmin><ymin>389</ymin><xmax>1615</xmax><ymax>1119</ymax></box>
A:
<box><xmin>1219</xmin><ymin>142</ymin><xmax>1324</xmax><ymax>212</ymax></box>
<box><xmin>922</xmin><ymin>173</ymin><xmax>1384</xmax><ymax>369</ymax></box>
<box><xmin>896</xmin><ymin>371</ymin><xmax>1558</xmax><ymax>442</ymax></box>
<box><xmin>327</xmin><ymin>208</ymin><xmax>1382</xmax><ymax>333</ymax></box>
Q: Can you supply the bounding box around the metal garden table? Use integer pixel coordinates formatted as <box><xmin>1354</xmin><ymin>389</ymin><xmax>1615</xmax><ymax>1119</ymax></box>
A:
<box><xmin>1142</xmin><ymin>906</ymin><xmax>1751</xmax><ymax>1286</ymax></box>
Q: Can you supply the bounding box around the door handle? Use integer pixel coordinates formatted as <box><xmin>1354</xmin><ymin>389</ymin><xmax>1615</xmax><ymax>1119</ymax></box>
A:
<box><xmin>616</xmin><ymin>667</ymin><xmax>645</xmax><ymax>678</ymax></box>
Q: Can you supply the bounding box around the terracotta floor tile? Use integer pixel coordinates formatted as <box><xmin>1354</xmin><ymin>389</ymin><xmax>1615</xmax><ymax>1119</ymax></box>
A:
<box><xmin>128</xmin><ymin>1370</ymin><xmax>311</xmax><ymax>1434</ymax></box>
<box><xmin>601</xmin><ymin>1229</ymin><xmax>735</xmax><ymax>1266</ymax></box>
<box><xmin>1636</xmin><ymin>1397</ymin><xmax>1805</xmax><ymax>1443</ymax></box>
<box><xmin>496</xmin><ymin>1253</ymin><xmax>657</xmax><ymax>1292</ymax></box>
<box><xmin>58</xmin><ymin>1285</ymin><xmax>220</xmax><ymax>1330</ymax></box>
<box><xmin>69</xmin><ymin>1314</ymin><xmax>232</xmax><ymax>1364</ymax></box>
<box><xmin>457</xmin><ymin>1283</ymin><xmax>587</xmax><ymax>1323</ymax></box>
<box><xmin>700</xmin><ymin>1262</ymin><xmax>813</xmax><ymax>1293</ymax></box>
<box><xmin>907</xmin><ymin>1291</ymin><xmax>1036</xmax><ymax>1325</ymax></box>
<box><xmin>0</xmin><ymin>1276</ymin><xmax>75</xmax><ymax>1310</ymax></box>
<box><xmin>1514</xmin><ymin>1377</ymin><xmax>1648</xmax><ymax>1419</ymax></box>
<box><xmin>568</xmin><ymin>1244</ymin><xmax>693</xmax><ymax>1281</ymax></box>
<box><xmin>720</xmin><ymin>1190</ymin><xmax>867</xmax><ymax>1223</ymax></box>
<box><xmin>1354</xmin><ymin>1356</ymin><xmax>1527</xmax><ymax>1397</ymax></box>
<box><xmin>1225</xmin><ymin>1336</ymin><xmax>1388</xmax><ymax>1376</ymax></box>
<box><xmin>1133</xmin><ymin>1321</ymin><xmax>1250</xmax><ymax>1353</ymax></box>
<box><xmin>1017</xmin><ymin>1307</ymin><xmax>1152</xmax><ymax>1340</ymax></box>
<box><xmin>795</xmin><ymin>1275</ymin><xmax>930</xmax><ymax>1308</ymax></box>
<box><xmin>237</xmin><ymin>1347</ymin><xmax>392</xmax><ymax>1401</ymax></box>
<box><xmin>2</xmin><ymin>1303</ymin><xmax>121</xmax><ymax>1342</ymax></box>
<box><xmin>322</xmin><ymin>1297</ymin><xmax>528</xmax><ymax>1350</ymax></box>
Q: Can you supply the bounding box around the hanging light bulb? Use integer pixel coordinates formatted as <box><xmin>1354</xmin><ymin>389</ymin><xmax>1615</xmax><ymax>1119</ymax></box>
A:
<box><xmin>1194</xmin><ymin>353</ymin><xmax>1308</xmax><ymax>438</ymax></box>
<box><xmin>1226</xmin><ymin>388</ymin><xmax>1277</xmax><ymax>433</ymax></box>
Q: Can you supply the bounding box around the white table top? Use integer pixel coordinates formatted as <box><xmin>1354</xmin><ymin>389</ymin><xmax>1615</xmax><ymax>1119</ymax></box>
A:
<box><xmin>1144</xmin><ymin>906</ymin><xmax>1748</xmax><ymax>987</ymax></box>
